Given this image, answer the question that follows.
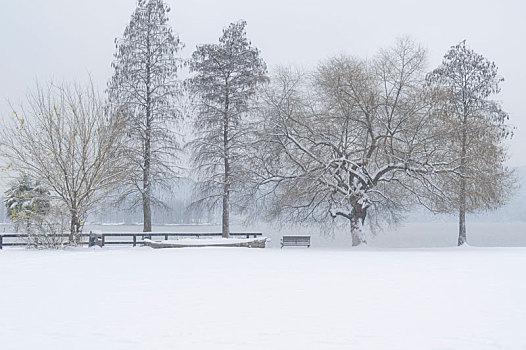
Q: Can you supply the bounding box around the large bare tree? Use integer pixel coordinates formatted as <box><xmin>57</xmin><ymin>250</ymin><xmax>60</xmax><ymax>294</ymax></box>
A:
<box><xmin>0</xmin><ymin>81</ymin><xmax>129</xmax><ymax>243</ymax></box>
<box><xmin>108</xmin><ymin>0</ymin><xmax>184</xmax><ymax>232</ymax></box>
<box><xmin>188</xmin><ymin>20</ymin><xmax>267</xmax><ymax>238</ymax></box>
<box><xmin>425</xmin><ymin>41</ymin><xmax>513</xmax><ymax>245</ymax></box>
<box><xmin>252</xmin><ymin>39</ymin><xmax>450</xmax><ymax>246</ymax></box>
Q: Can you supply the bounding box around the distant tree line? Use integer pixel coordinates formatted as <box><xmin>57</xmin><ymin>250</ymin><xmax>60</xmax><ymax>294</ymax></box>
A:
<box><xmin>0</xmin><ymin>0</ymin><xmax>512</xmax><ymax>247</ymax></box>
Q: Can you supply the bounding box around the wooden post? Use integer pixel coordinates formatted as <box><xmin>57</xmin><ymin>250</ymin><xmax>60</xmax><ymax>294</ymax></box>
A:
<box><xmin>165</xmin><ymin>234</ymin><xmax>168</xmax><ymax>240</ymax></box>
<box><xmin>101</xmin><ymin>234</ymin><xmax>105</xmax><ymax>247</ymax></box>
<box><xmin>133</xmin><ymin>234</ymin><xmax>137</xmax><ymax>247</ymax></box>
<box><xmin>0</xmin><ymin>236</ymin><xmax>3</xmax><ymax>250</ymax></box>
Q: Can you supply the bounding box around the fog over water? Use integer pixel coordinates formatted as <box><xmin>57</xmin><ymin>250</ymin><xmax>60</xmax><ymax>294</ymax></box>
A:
<box><xmin>2</xmin><ymin>221</ymin><xmax>524</xmax><ymax>248</ymax></box>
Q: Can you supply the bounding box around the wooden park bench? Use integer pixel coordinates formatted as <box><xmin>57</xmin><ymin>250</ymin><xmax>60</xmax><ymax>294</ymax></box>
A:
<box><xmin>280</xmin><ymin>235</ymin><xmax>311</xmax><ymax>248</ymax></box>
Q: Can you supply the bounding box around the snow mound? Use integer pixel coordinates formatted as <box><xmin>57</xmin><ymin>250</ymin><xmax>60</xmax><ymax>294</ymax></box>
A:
<box><xmin>144</xmin><ymin>237</ymin><xmax>268</xmax><ymax>248</ymax></box>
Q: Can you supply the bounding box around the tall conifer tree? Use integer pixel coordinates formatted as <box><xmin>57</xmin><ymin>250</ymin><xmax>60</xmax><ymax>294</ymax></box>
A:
<box><xmin>108</xmin><ymin>0</ymin><xmax>183</xmax><ymax>232</ymax></box>
<box><xmin>426</xmin><ymin>41</ymin><xmax>513</xmax><ymax>245</ymax></box>
<box><xmin>188</xmin><ymin>21</ymin><xmax>267</xmax><ymax>238</ymax></box>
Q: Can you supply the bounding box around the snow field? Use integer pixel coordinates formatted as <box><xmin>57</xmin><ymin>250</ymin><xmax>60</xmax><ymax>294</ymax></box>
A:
<box><xmin>0</xmin><ymin>247</ymin><xmax>525</xmax><ymax>349</ymax></box>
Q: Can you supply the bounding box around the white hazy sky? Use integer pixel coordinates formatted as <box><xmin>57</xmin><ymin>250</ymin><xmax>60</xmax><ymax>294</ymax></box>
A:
<box><xmin>1</xmin><ymin>0</ymin><xmax>525</xmax><ymax>165</ymax></box>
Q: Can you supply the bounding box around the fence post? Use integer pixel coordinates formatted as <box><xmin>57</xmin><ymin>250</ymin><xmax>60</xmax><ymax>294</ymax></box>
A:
<box><xmin>101</xmin><ymin>234</ymin><xmax>105</xmax><ymax>247</ymax></box>
<box><xmin>0</xmin><ymin>236</ymin><xmax>3</xmax><ymax>250</ymax></box>
<box><xmin>165</xmin><ymin>234</ymin><xmax>168</xmax><ymax>240</ymax></box>
<box><xmin>133</xmin><ymin>234</ymin><xmax>137</xmax><ymax>247</ymax></box>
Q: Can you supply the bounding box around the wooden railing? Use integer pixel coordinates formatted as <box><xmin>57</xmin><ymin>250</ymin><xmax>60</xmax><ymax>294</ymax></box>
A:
<box><xmin>0</xmin><ymin>232</ymin><xmax>263</xmax><ymax>249</ymax></box>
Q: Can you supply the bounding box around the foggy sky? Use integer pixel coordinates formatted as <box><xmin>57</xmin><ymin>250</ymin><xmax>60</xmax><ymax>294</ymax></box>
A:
<box><xmin>1</xmin><ymin>0</ymin><xmax>525</xmax><ymax>165</ymax></box>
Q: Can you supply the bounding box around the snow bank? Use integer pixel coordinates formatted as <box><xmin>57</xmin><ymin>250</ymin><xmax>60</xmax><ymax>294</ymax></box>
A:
<box><xmin>147</xmin><ymin>237</ymin><xmax>267</xmax><ymax>246</ymax></box>
<box><xmin>144</xmin><ymin>237</ymin><xmax>268</xmax><ymax>248</ymax></box>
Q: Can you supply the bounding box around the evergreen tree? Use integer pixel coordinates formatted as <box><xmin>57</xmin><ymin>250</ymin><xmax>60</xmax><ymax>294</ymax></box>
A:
<box><xmin>108</xmin><ymin>0</ymin><xmax>183</xmax><ymax>232</ymax></box>
<box><xmin>188</xmin><ymin>20</ymin><xmax>267</xmax><ymax>238</ymax></box>
<box><xmin>5</xmin><ymin>175</ymin><xmax>50</xmax><ymax>232</ymax></box>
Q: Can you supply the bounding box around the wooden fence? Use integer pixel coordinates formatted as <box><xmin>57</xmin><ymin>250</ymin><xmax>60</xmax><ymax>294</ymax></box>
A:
<box><xmin>0</xmin><ymin>232</ymin><xmax>262</xmax><ymax>249</ymax></box>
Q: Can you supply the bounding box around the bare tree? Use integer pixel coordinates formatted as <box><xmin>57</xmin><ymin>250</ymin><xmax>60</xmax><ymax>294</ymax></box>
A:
<box><xmin>252</xmin><ymin>39</ymin><xmax>449</xmax><ymax>246</ymax></box>
<box><xmin>0</xmin><ymin>81</ymin><xmax>129</xmax><ymax>243</ymax></box>
<box><xmin>188</xmin><ymin>20</ymin><xmax>267</xmax><ymax>238</ymax></box>
<box><xmin>108</xmin><ymin>0</ymin><xmax>184</xmax><ymax>232</ymax></box>
<box><xmin>425</xmin><ymin>41</ymin><xmax>513</xmax><ymax>245</ymax></box>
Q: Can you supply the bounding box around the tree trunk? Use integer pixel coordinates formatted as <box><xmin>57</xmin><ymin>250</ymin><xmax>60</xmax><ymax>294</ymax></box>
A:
<box><xmin>458</xmin><ymin>201</ymin><xmax>466</xmax><ymax>246</ymax></box>
<box><xmin>222</xmin><ymin>186</ymin><xmax>230</xmax><ymax>238</ymax></box>
<box><xmin>143</xmin><ymin>34</ymin><xmax>152</xmax><ymax>233</ymax></box>
<box><xmin>350</xmin><ymin>206</ymin><xmax>367</xmax><ymax>247</ymax></box>
<box><xmin>143</xmin><ymin>122</ymin><xmax>152</xmax><ymax>232</ymax></box>
<box><xmin>222</xmin><ymin>85</ymin><xmax>230</xmax><ymax>238</ymax></box>
<box><xmin>458</xmin><ymin>168</ymin><xmax>467</xmax><ymax>245</ymax></box>
<box><xmin>458</xmin><ymin>109</ymin><xmax>468</xmax><ymax>246</ymax></box>
<box><xmin>69</xmin><ymin>211</ymin><xmax>80</xmax><ymax>244</ymax></box>
<box><xmin>142</xmin><ymin>109</ymin><xmax>152</xmax><ymax>232</ymax></box>
<box><xmin>143</xmin><ymin>189</ymin><xmax>152</xmax><ymax>233</ymax></box>
<box><xmin>222</xmin><ymin>142</ymin><xmax>230</xmax><ymax>238</ymax></box>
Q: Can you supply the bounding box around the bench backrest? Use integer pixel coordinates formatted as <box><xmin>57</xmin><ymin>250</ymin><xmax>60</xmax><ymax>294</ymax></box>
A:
<box><xmin>282</xmin><ymin>236</ymin><xmax>310</xmax><ymax>243</ymax></box>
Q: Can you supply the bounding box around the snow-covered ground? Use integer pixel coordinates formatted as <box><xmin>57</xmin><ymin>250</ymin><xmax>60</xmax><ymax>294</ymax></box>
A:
<box><xmin>1</xmin><ymin>246</ymin><xmax>525</xmax><ymax>349</ymax></box>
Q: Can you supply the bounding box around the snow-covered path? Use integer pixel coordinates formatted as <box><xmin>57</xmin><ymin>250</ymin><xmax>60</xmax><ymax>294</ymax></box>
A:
<box><xmin>1</xmin><ymin>247</ymin><xmax>524</xmax><ymax>349</ymax></box>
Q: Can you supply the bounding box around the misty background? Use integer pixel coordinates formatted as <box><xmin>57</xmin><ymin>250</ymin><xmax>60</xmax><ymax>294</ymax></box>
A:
<box><xmin>0</xmin><ymin>0</ymin><xmax>524</xmax><ymax>229</ymax></box>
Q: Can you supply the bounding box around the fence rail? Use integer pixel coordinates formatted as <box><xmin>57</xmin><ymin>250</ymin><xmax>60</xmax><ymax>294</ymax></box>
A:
<box><xmin>0</xmin><ymin>232</ymin><xmax>262</xmax><ymax>249</ymax></box>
